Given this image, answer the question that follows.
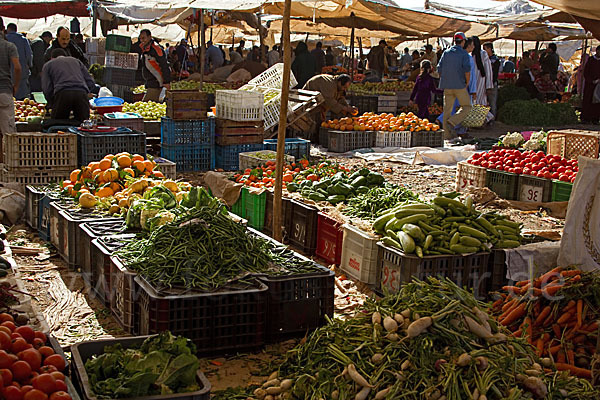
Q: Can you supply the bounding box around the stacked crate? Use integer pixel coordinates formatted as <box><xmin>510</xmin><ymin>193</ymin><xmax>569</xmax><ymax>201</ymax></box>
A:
<box><xmin>86</xmin><ymin>37</ymin><xmax>105</xmax><ymax>66</ymax></box>
<box><xmin>160</xmin><ymin>115</ymin><xmax>215</xmax><ymax>172</ymax></box>
<box><xmin>103</xmin><ymin>34</ymin><xmax>137</xmax><ymax>101</ymax></box>
<box><xmin>1</xmin><ymin>132</ymin><xmax>77</xmax><ymax>187</ymax></box>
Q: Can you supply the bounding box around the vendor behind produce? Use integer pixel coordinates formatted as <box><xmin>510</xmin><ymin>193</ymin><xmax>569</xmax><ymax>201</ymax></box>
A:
<box><xmin>131</xmin><ymin>29</ymin><xmax>171</xmax><ymax>102</ymax></box>
<box><xmin>303</xmin><ymin>74</ymin><xmax>356</xmax><ymax>143</ymax></box>
<box><xmin>43</xmin><ymin>26</ymin><xmax>88</xmax><ymax>67</ymax></box>
<box><xmin>41</xmin><ymin>48</ymin><xmax>98</xmax><ymax>122</ymax></box>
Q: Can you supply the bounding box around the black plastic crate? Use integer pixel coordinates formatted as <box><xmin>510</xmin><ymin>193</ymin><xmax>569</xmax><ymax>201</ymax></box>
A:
<box><xmin>58</xmin><ymin>208</ymin><xmax>120</xmax><ymax>269</ymax></box>
<box><xmin>48</xmin><ymin>199</ymin><xmax>76</xmax><ymax>248</ymax></box>
<box><xmin>110</xmin><ymin>256</ymin><xmax>141</xmax><ymax>334</ymax></box>
<box><xmin>349</xmin><ymin>94</ymin><xmax>378</xmax><ymax>113</ymax></box>
<box><xmin>485</xmin><ymin>169</ymin><xmax>519</xmax><ymax>200</ymax></box>
<box><xmin>90</xmin><ymin>235</ymin><xmax>135</xmax><ymax>307</ymax></box>
<box><xmin>287</xmin><ymin>199</ymin><xmax>319</xmax><ymax>256</ymax></box>
<box><xmin>136</xmin><ymin>276</ymin><xmax>267</xmax><ymax>355</ymax></box>
<box><xmin>103</xmin><ymin>67</ymin><xmax>137</xmax><ymax>87</ymax></box>
<box><xmin>76</xmin><ymin>130</ymin><xmax>146</xmax><ymax>166</ymax></box>
<box><xmin>377</xmin><ymin>242</ymin><xmax>490</xmax><ymax>300</ymax></box>
<box><xmin>262</xmin><ymin>191</ymin><xmax>292</xmax><ymax>240</ymax></box>
<box><xmin>517</xmin><ymin>175</ymin><xmax>552</xmax><ymax>203</ymax></box>
<box><xmin>161</xmin><ymin>117</ymin><xmax>215</xmax><ymax>146</ymax></box>
<box><xmin>70</xmin><ymin>336</ymin><xmax>211</xmax><ymax>400</ymax></box>
<box><xmin>25</xmin><ymin>185</ymin><xmax>44</xmax><ymax>229</ymax></box>
<box><xmin>410</xmin><ymin>130</ymin><xmax>443</xmax><ymax>148</ymax></box>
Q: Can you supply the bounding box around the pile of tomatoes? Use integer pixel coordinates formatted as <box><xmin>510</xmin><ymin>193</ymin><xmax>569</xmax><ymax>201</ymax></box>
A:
<box><xmin>0</xmin><ymin>313</ymin><xmax>70</xmax><ymax>400</ymax></box>
<box><xmin>468</xmin><ymin>149</ymin><xmax>578</xmax><ymax>183</ymax></box>
<box><xmin>232</xmin><ymin>159</ymin><xmax>311</xmax><ymax>189</ymax></box>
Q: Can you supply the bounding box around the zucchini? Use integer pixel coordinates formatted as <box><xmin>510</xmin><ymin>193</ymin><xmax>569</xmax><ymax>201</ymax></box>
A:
<box><xmin>402</xmin><ymin>224</ymin><xmax>425</xmax><ymax>242</ymax></box>
<box><xmin>460</xmin><ymin>236</ymin><xmax>482</xmax><ymax>247</ymax></box>
<box><xmin>398</xmin><ymin>231</ymin><xmax>416</xmax><ymax>254</ymax></box>
<box><xmin>373</xmin><ymin>213</ymin><xmax>395</xmax><ymax>233</ymax></box>
<box><xmin>476</xmin><ymin>216</ymin><xmax>499</xmax><ymax>236</ymax></box>
<box><xmin>433</xmin><ymin>196</ymin><xmax>468</xmax><ymax>210</ymax></box>
<box><xmin>384</xmin><ymin>217</ymin><xmax>398</xmax><ymax>232</ymax></box>
<box><xmin>450</xmin><ymin>232</ymin><xmax>460</xmax><ymax>246</ymax></box>
<box><xmin>495</xmin><ymin>240</ymin><xmax>521</xmax><ymax>249</ymax></box>
<box><xmin>415</xmin><ymin>246</ymin><xmax>424</xmax><ymax>258</ymax></box>
<box><xmin>450</xmin><ymin>244</ymin><xmax>479</xmax><ymax>254</ymax></box>
<box><xmin>382</xmin><ymin>236</ymin><xmax>403</xmax><ymax>250</ymax></box>
<box><xmin>423</xmin><ymin>235</ymin><xmax>433</xmax><ymax>251</ymax></box>
<box><xmin>392</xmin><ymin>214</ymin><xmax>429</xmax><ymax>230</ymax></box>
<box><xmin>430</xmin><ymin>204</ymin><xmax>446</xmax><ymax>217</ymax></box>
<box><xmin>458</xmin><ymin>225</ymin><xmax>488</xmax><ymax>240</ymax></box>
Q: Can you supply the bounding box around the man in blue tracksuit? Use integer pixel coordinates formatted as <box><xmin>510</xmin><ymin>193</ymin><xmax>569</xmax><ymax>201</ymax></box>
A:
<box><xmin>437</xmin><ymin>32</ymin><xmax>472</xmax><ymax>139</ymax></box>
<box><xmin>6</xmin><ymin>23</ymin><xmax>31</xmax><ymax>100</ymax></box>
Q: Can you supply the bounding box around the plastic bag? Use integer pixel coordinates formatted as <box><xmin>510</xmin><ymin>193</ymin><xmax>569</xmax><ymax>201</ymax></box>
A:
<box><xmin>159</xmin><ymin>87</ymin><xmax>167</xmax><ymax>102</ymax></box>
<box><xmin>98</xmin><ymin>87</ymin><xmax>113</xmax><ymax>97</ymax></box>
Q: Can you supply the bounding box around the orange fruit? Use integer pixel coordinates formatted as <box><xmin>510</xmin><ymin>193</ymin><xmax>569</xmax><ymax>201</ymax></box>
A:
<box><xmin>64</xmin><ymin>185</ymin><xmax>74</xmax><ymax>196</ymax></box>
<box><xmin>109</xmin><ymin>182</ymin><xmax>121</xmax><ymax>193</ymax></box>
<box><xmin>132</xmin><ymin>160</ymin><xmax>146</xmax><ymax>172</ymax></box>
<box><xmin>62</xmin><ymin>180</ymin><xmax>72</xmax><ymax>188</ymax></box>
<box><xmin>69</xmin><ymin>169</ymin><xmax>81</xmax><ymax>183</ymax></box>
<box><xmin>96</xmin><ymin>187</ymin><xmax>114</xmax><ymax>198</ymax></box>
<box><xmin>118</xmin><ymin>198</ymin><xmax>129</xmax><ymax>208</ymax></box>
<box><xmin>143</xmin><ymin>160</ymin><xmax>154</xmax><ymax>172</ymax></box>
<box><xmin>81</xmin><ymin>167</ymin><xmax>92</xmax><ymax>180</ymax></box>
<box><xmin>88</xmin><ymin>162</ymin><xmax>100</xmax><ymax>171</ymax></box>
<box><xmin>79</xmin><ymin>193</ymin><xmax>96</xmax><ymax>208</ymax></box>
<box><xmin>117</xmin><ymin>155</ymin><xmax>132</xmax><ymax>168</ymax></box>
<box><xmin>103</xmin><ymin>168</ymin><xmax>119</xmax><ymax>182</ymax></box>
<box><xmin>98</xmin><ymin>159</ymin><xmax>112</xmax><ymax>171</ymax></box>
<box><xmin>123</xmin><ymin>167</ymin><xmax>135</xmax><ymax>177</ymax></box>
<box><xmin>92</xmin><ymin>169</ymin><xmax>103</xmax><ymax>180</ymax></box>
<box><xmin>115</xmin><ymin>152</ymin><xmax>131</xmax><ymax>158</ymax></box>
<box><xmin>152</xmin><ymin>171</ymin><xmax>165</xmax><ymax>178</ymax></box>
<box><xmin>132</xmin><ymin>154</ymin><xmax>144</xmax><ymax>162</ymax></box>
<box><xmin>104</xmin><ymin>154</ymin><xmax>115</xmax><ymax>160</ymax></box>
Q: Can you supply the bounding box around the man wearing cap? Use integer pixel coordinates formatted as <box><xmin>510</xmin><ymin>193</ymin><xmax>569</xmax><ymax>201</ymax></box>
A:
<box><xmin>30</xmin><ymin>31</ymin><xmax>52</xmax><ymax>92</ymax></box>
<box><xmin>367</xmin><ymin>40</ymin><xmax>387</xmax><ymax>81</ymax></box>
<box><xmin>437</xmin><ymin>32</ymin><xmax>472</xmax><ymax>139</ymax></box>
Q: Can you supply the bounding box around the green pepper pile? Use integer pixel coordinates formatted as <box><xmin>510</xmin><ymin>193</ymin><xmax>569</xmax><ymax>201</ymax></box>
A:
<box><xmin>374</xmin><ymin>193</ymin><xmax>523</xmax><ymax>257</ymax></box>
<box><xmin>287</xmin><ymin>168</ymin><xmax>385</xmax><ymax>205</ymax></box>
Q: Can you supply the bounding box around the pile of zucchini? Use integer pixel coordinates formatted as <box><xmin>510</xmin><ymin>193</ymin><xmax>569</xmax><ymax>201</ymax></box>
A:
<box><xmin>373</xmin><ymin>193</ymin><xmax>523</xmax><ymax>257</ymax></box>
<box><xmin>287</xmin><ymin>168</ymin><xmax>385</xmax><ymax>204</ymax></box>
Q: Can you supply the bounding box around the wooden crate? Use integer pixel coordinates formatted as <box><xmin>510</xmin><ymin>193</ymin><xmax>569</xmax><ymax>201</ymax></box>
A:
<box><xmin>266</xmin><ymin>89</ymin><xmax>324</xmax><ymax>138</ymax></box>
<box><xmin>165</xmin><ymin>90</ymin><xmax>208</xmax><ymax>120</ymax></box>
<box><xmin>215</xmin><ymin>119</ymin><xmax>264</xmax><ymax>145</ymax></box>
<box><xmin>546</xmin><ymin>129</ymin><xmax>600</xmax><ymax>160</ymax></box>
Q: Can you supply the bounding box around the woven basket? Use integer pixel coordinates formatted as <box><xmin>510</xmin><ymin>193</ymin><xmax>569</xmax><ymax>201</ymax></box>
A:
<box><xmin>546</xmin><ymin>130</ymin><xmax>600</xmax><ymax>160</ymax></box>
<box><xmin>461</xmin><ymin>104</ymin><xmax>490</xmax><ymax>128</ymax></box>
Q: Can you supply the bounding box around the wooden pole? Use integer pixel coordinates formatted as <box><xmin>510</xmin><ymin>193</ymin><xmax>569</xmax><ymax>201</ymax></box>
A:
<box><xmin>273</xmin><ymin>0</ymin><xmax>291</xmax><ymax>242</ymax></box>
<box><xmin>514</xmin><ymin>40</ymin><xmax>517</xmax><ymax>59</ymax></box>
<box><xmin>350</xmin><ymin>14</ymin><xmax>355</xmax><ymax>81</ymax></box>
<box><xmin>200</xmin><ymin>9</ymin><xmax>205</xmax><ymax>90</ymax></box>
<box><xmin>258</xmin><ymin>12</ymin><xmax>265</xmax><ymax>63</ymax></box>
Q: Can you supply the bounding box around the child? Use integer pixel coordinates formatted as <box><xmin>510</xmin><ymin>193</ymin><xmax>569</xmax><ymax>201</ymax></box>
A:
<box><xmin>409</xmin><ymin>60</ymin><xmax>439</xmax><ymax>119</ymax></box>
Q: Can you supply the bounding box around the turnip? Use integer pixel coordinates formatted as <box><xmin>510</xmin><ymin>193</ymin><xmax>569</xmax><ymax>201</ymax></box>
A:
<box><xmin>355</xmin><ymin>387</ymin><xmax>371</xmax><ymax>400</ymax></box>
<box><xmin>456</xmin><ymin>353</ymin><xmax>472</xmax><ymax>367</ymax></box>
<box><xmin>406</xmin><ymin>316</ymin><xmax>432</xmax><ymax>337</ymax></box>
<box><xmin>372</xmin><ymin>311</ymin><xmax>382</xmax><ymax>325</ymax></box>
<box><xmin>383</xmin><ymin>316</ymin><xmax>398</xmax><ymax>332</ymax></box>
<box><xmin>262</xmin><ymin>379</ymin><xmax>280</xmax><ymax>388</ymax></box>
<box><xmin>268</xmin><ymin>371</ymin><xmax>278</xmax><ymax>380</ymax></box>
<box><xmin>472</xmin><ymin>388</ymin><xmax>480</xmax><ymax>399</ymax></box>
<box><xmin>401</xmin><ymin>309</ymin><xmax>411</xmax><ymax>318</ymax></box>
<box><xmin>464</xmin><ymin>316</ymin><xmax>493</xmax><ymax>340</ymax></box>
<box><xmin>347</xmin><ymin>363</ymin><xmax>373</xmax><ymax>388</ymax></box>
<box><xmin>374</xmin><ymin>387</ymin><xmax>391</xmax><ymax>399</ymax></box>
<box><xmin>475</xmin><ymin>356</ymin><xmax>489</xmax><ymax>371</ymax></box>
<box><xmin>522</xmin><ymin>376</ymin><xmax>548</xmax><ymax>398</ymax></box>
<box><xmin>386</xmin><ymin>333</ymin><xmax>399</xmax><ymax>342</ymax></box>
<box><xmin>331</xmin><ymin>389</ymin><xmax>339</xmax><ymax>399</ymax></box>
<box><xmin>427</xmin><ymin>389</ymin><xmax>441</xmax><ymax>399</ymax></box>
<box><xmin>371</xmin><ymin>353</ymin><xmax>384</xmax><ymax>364</ymax></box>
<box><xmin>253</xmin><ymin>388</ymin><xmax>267</xmax><ymax>399</ymax></box>
<box><xmin>394</xmin><ymin>313</ymin><xmax>404</xmax><ymax>324</ymax></box>
<box><xmin>280</xmin><ymin>379</ymin><xmax>293</xmax><ymax>390</ymax></box>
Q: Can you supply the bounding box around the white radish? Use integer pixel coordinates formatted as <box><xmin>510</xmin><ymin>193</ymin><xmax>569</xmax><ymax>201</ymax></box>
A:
<box><xmin>406</xmin><ymin>316</ymin><xmax>432</xmax><ymax>337</ymax></box>
<box><xmin>472</xmin><ymin>388</ymin><xmax>480</xmax><ymax>399</ymax></box>
<box><xmin>401</xmin><ymin>359</ymin><xmax>411</xmax><ymax>370</ymax></box>
<box><xmin>355</xmin><ymin>387</ymin><xmax>371</xmax><ymax>400</ymax></box>
<box><xmin>263</xmin><ymin>379</ymin><xmax>280</xmax><ymax>388</ymax></box>
<box><xmin>523</xmin><ymin>376</ymin><xmax>548</xmax><ymax>398</ymax></box>
<box><xmin>371</xmin><ymin>353</ymin><xmax>384</xmax><ymax>364</ymax></box>
<box><xmin>383</xmin><ymin>316</ymin><xmax>398</xmax><ymax>332</ymax></box>
<box><xmin>540</xmin><ymin>358</ymin><xmax>552</xmax><ymax>368</ymax></box>
<box><xmin>475</xmin><ymin>357</ymin><xmax>489</xmax><ymax>371</ymax></box>
<box><xmin>464</xmin><ymin>316</ymin><xmax>493</xmax><ymax>339</ymax></box>
<box><xmin>386</xmin><ymin>333</ymin><xmax>399</xmax><ymax>342</ymax></box>
<box><xmin>456</xmin><ymin>353</ymin><xmax>472</xmax><ymax>367</ymax></box>
<box><xmin>372</xmin><ymin>312</ymin><xmax>382</xmax><ymax>325</ymax></box>
<box><xmin>478</xmin><ymin>395</ymin><xmax>487</xmax><ymax>400</ymax></box>
<box><xmin>374</xmin><ymin>387</ymin><xmax>391</xmax><ymax>399</ymax></box>
<box><xmin>280</xmin><ymin>379</ymin><xmax>293</xmax><ymax>390</ymax></box>
<box><xmin>331</xmin><ymin>390</ymin><xmax>339</xmax><ymax>399</ymax></box>
<box><xmin>254</xmin><ymin>388</ymin><xmax>267</xmax><ymax>399</ymax></box>
<box><xmin>472</xmin><ymin>306</ymin><xmax>491</xmax><ymax>332</ymax></box>
<box><xmin>394</xmin><ymin>313</ymin><xmax>404</xmax><ymax>324</ymax></box>
<box><xmin>347</xmin><ymin>364</ymin><xmax>373</xmax><ymax>388</ymax></box>
<box><xmin>264</xmin><ymin>395</ymin><xmax>274</xmax><ymax>400</ymax></box>
<box><xmin>401</xmin><ymin>309</ymin><xmax>411</xmax><ymax>318</ymax></box>
<box><xmin>265</xmin><ymin>386</ymin><xmax>282</xmax><ymax>395</ymax></box>
<box><xmin>268</xmin><ymin>371</ymin><xmax>278</xmax><ymax>381</ymax></box>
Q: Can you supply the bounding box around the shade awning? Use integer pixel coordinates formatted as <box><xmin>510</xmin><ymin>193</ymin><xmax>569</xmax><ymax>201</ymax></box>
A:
<box><xmin>0</xmin><ymin>0</ymin><xmax>89</xmax><ymax>19</ymax></box>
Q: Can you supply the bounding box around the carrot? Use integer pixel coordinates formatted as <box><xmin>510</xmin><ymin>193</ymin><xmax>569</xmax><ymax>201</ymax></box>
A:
<box><xmin>519</xmin><ymin>283</ymin><xmax>531</xmax><ymax>295</ymax></box>
<box><xmin>501</xmin><ymin>303</ymin><xmax>527</xmax><ymax>326</ymax></box>
<box><xmin>557</xmin><ymin>312</ymin><xmax>573</xmax><ymax>325</ymax></box>
<box><xmin>502</xmin><ymin>286</ymin><xmax>521</xmax><ymax>293</ymax></box>
<box><xmin>500</xmin><ymin>300</ymin><xmax>521</xmax><ymax>320</ymax></box>
<box><xmin>542</xmin><ymin>284</ymin><xmax>564</xmax><ymax>297</ymax></box>
<box><xmin>571</xmin><ymin>275</ymin><xmax>581</xmax><ymax>283</ymax></box>
<box><xmin>561</xmin><ymin>269</ymin><xmax>581</xmax><ymax>277</ymax></box>
<box><xmin>557</xmin><ymin>350</ymin><xmax>566</xmax><ymax>363</ymax></box>
<box><xmin>536</xmin><ymin>266</ymin><xmax>562</xmax><ymax>287</ymax></box>
<box><xmin>491</xmin><ymin>298</ymin><xmax>503</xmax><ymax>309</ymax></box>
<box><xmin>573</xmin><ymin>335</ymin><xmax>587</xmax><ymax>344</ymax></box>
<box><xmin>501</xmin><ymin>298</ymin><xmax>517</xmax><ymax>313</ymax></box>
<box><xmin>548</xmin><ymin>345</ymin><xmax>561</xmax><ymax>355</ymax></box>
<box><xmin>565</xmin><ymin>329</ymin><xmax>577</xmax><ymax>341</ymax></box>
<box><xmin>576</xmin><ymin>299</ymin><xmax>583</xmax><ymax>328</ymax></box>
<box><xmin>533</xmin><ymin>302</ymin><xmax>542</xmax><ymax>315</ymax></box>
<box><xmin>554</xmin><ymin>363</ymin><xmax>592</xmax><ymax>379</ymax></box>
<box><xmin>563</xmin><ymin>300</ymin><xmax>576</xmax><ymax>313</ymax></box>
<box><xmin>581</xmin><ymin>321</ymin><xmax>599</xmax><ymax>333</ymax></box>
<box><xmin>542</xmin><ymin>312</ymin><xmax>554</xmax><ymax>327</ymax></box>
<box><xmin>534</xmin><ymin>306</ymin><xmax>552</xmax><ymax>326</ymax></box>
<box><xmin>552</xmin><ymin>324</ymin><xmax>562</xmax><ymax>338</ymax></box>
<box><xmin>512</xmin><ymin>329</ymin><xmax>523</xmax><ymax>337</ymax></box>
<box><xmin>516</xmin><ymin>280</ymin><xmax>530</xmax><ymax>287</ymax></box>
<box><xmin>523</xmin><ymin>317</ymin><xmax>533</xmax><ymax>343</ymax></box>
<box><xmin>567</xmin><ymin>349</ymin><xmax>575</xmax><ymax>365</ymax></box>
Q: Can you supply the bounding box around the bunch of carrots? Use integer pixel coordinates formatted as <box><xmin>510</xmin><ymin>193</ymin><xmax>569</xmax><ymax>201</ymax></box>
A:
<box><xmin>490</xmin><ymin>267</ymin><xmax>599</xmax><ymax>380</ymax></box>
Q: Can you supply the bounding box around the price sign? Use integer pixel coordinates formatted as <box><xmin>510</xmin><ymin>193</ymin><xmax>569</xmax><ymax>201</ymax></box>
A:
<box><xmin>380</xmin><ymin>264</ymin><xmax>401</xmax><ymax>293</ymax></box>
<box><xmin>520</xmin><ymin>184</ymin><xmax>543</xmax><ymax>203</ymax></box>
<box><xmin>458</xmin><ymin>177</ymin><xmax>475</xmax><ymax>191</ymax></box>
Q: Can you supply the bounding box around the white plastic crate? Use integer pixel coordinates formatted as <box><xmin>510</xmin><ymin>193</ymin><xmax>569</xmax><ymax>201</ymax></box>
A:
<box><xmin>105</xmin><ymin>51</ymin><xmax>138</xmax><ymax>70</ymax></box>
<box><xmin>340</xmin><ymin>224</ymin><xmax>380</xmax><ymax>285</ymax></box>
<box><xmin>264</xmin><ymin>95</ymin><xmax>283</xmax><ymax>131</ymax></box>
<box><xmin>375</xmin><ymin>131</ymin><xmax>411</xmax><ymax>148</ymax></box>
<box><xmin>455</xmin><ymin>161</ymin><xmax>487</xmax><ymax>192</ymax></box>
<box><xmin>154</xmin><ymin>156</ymin><xmax>176</xmax><ymax>179</ymax></box>
<box><xmin>378</xmin><ymin>95</ymin><xmax>398</xmax><ymax>107</ymax></box>
<box><xmin>216</xmin><ymin>90</ymin><xmax>264</xmax><ymax>121</ymax></box>
<box><xmin>248</xmin><ymin>63</ymin><xmax>298</xmax><ymax>90</ymax></box>
<box><xmin>239</xmin><ymin>150</ymin><xmax>294</xmax><ymax>171</ymax></box>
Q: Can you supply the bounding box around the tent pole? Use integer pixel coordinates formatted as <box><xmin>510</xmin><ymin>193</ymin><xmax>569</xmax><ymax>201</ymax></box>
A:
<box><xmin>358</xmin><ymin>36</ymin><xmax>363</xmax><ymax>69</ymax></box>
<box><xmin>200</xmin><ymin>9</ymin><xmax>205</xmax><ymax>90</ymax></box>
<box><xmin>521</xmin><ymin>40</ymin><xmax>524</xmax><ymax>54</ymax></box>
<box><xmin>92</xmin><ymin>0</ymin><xmax>98</xmax><ymax>37</ymax></box>
<box><xmin>514</xmin><ymin>40</ymin><xmax>517</xmax><ymax>59</ymax></box>
<box><xmin>258</xmin><ymin>12</ymin><xmax>265</xmax><ymax>63</ymax></box>
<box><xmin>273</xmin><ymin>0</ymin><xmax>292</xmax><ymax>242</ymax></box>
<box><xmin>350</xmin><ymin>13</ymin><xmax>355</xmax><ymax>81</ymax></box>
<box><xmin>211</xmin><ymin>13</ymin><xmax>214</xmax><ymax>42</ymax></box>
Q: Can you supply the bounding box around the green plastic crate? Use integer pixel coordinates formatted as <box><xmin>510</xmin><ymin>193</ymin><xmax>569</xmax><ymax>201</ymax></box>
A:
<box><xmin>485</xmin><ymin>169</ymin><xmax>519</xmax><ymax>200</ymax></box>
<box><xmin>231</xmin><ymin>188</ymin><xmax>246</xmax><ymax>218</ymax></box>
<box><xmin>105</xmin><ymin>34</ymin><xmax>132</xmax><ymax>53</ymax></box>
<box><xmin>244</xmin><ymin>189</ymin><xmax>266</xmax><ymax>231</ymax></box>
<box><xmin>551</xmin><ymin>180</ymin><xmax>573</xmax><ymax>202</ymax></box>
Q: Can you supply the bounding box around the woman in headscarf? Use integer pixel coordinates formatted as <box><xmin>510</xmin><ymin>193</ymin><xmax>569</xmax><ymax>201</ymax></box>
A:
<box><xmin>471</xmin><ymin>36</ymin><xmax>494</xmax><ymax>121</ymax></box>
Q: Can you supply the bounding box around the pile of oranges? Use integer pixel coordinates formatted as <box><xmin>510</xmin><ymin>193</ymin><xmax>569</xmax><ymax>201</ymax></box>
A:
<box><xmin>321</xmin><ymin>112</ymin><xmax>440</xmax><ymax>132</ymax></box>
<box><xmin>61</xmin><ymin>153</ymin><xmax>166</xmax><ymax>211</ymax></box>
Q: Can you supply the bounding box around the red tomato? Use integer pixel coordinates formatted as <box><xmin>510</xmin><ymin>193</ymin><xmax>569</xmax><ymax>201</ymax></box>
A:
<box><xmin>41</xmin><ymin>356</ymin><xmax>65</xmax><ymax>372</ymax></box>
<box><xmin>37</xmin><ymin>348</ymin><xmax>53</xmax><ymax>359</ymax></box>
<box><xmin>0</xmin><ymin>369</ymin><xmax>12</xmax><ymax>385</ymax></box>
<box><xmin>543</xmin><ymin>172</ymin><xmax>552</xmax><ymax>179</ymax></box>
<box><xmin>48</xmin><ymin>372</ymin><xmax>63</xmax><ymax>382</ymax></box>
<box><xmin>53</xmin><ymin>380</ymin><xmax>67</xmax><ymax>392</ymax></box>
<box><xmin>0</xmin><ymin>315</ymin><xmax>13</xmax><ymax>324</ymax></box>
<box><xmin>3</xmin><ymin>385</ymin><xmax>23</xmax><ymax>400</ymax></box>
<box><xmin>19</xmin><ymin>350</ymin><xmax>41</xmax><ymax>372</ymax></box>
<box><xmin>1</xmin><ymin>322</ymin><xmax>16</xmax><ymax>333</ymax></box>
<box><xmin>31</xmin><ymin>374</ymin><xmax>55</xmax><ymax>394</ymax></box>
<box><xmin>531</xmin><ymin>155</ymin><xmax>540</xmax><ymax>163</ymax></box>
<box><xmin>32</xmin><ymin>334</ymin><xmax>46</xmax><ymax>344</ymax></box>
<box><xmin>23</xmin><ymin>389</ymin><xmax>47</xmax><ymax>400</ymax></box>
<box><xmin>14</xmin><ymin>328</ymin><xmax>34</xmax><ymax>345</ymax></box>
<box><xmin>10</xmin><ymin>361</ymin><xmax>31</xmax><ymax>383</ymax></box>
<box><xmin>559</xmin><ymin>174</ymin><xmax>569</xmax><ymax>182</ymax></box>
<box><xmin>48</xmin><ymin>392</ymin><xmax>70</xmax><ymax>400</ymax></box>
<box><xmin>513</xmin><ymin>167</ymin><xmax>523</xmax><ymax>175</ymax></box>
<box><xmin>571</xmin><ymin>177</ymin><xmax>576</xmax><ymax>183</ymax></box>
<box><xmin>37</xmin><ymin>367</ymin><xmax>55</xmax><ymax>375</ymax></box>
<box><xmin>11</xmin><ymin>340</ymin><xmax>29</xmax><ymax>355</ymax></box>
<box><xmin>20</xmin><ymin>385</ymin><xmax>32</xmax><ymax>394</ymax></box>
<box><xmin>551</xmin><ymin>172</ymin><xmax>560</xmax><ymax>179</ymax></box>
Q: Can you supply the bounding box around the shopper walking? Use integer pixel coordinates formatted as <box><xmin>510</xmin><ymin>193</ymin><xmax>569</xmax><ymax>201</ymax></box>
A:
<box><xmin>291</xmin><ymin>42</ymin><xmax>316</xmax><ymax>89</ymax></box>
<box><xmin>409</xmin><ymin>60</ymin><xmax>439</xmax><ymax>120</ymax></box>
<box><xmin>582</xmin><ymin>45</ymin><xmax>600</xmax><ymax>123</ymax></box>
<box><xmin>29</xmin><ymin>31</ymin><xmax>52</xmax><ymax>93</ymax></box>
<box><xmin>0</xmin><ymin>17</ymin><xmax>20</xmax><ymax>153</ymax></box>
<box><xmin>267</xmin><ymin>45</ymin><xmax>280</xmax><ymax>67</ymax></box>
<box><xmin>5</xmin><ymin>23</ymin><xmax>31</xmax><ymax>100</ymax></box>
<box><xmin>311</xmin><ymin>41</ymin><xmax>326</xmax><ymax>74</ymax></box>
<box><xmin>367</xmin><ymin>40</ymin><xmax>387</xmax><ymax>81</ymax></box>
<box><xmin>325</xmin><ymin>46</ymin><xmax>335</xmax><ymax>66</ymax></box>
<box><xmin>399</xmin><ymin>47</ymin><xmax>412</xmax><ymax>71</ymax></box>
<box><xmin>42</xmin><ymin>48</ymin><xmax>97</xmax><ymax>122</ymax></box>
<box><xmin>44</xmin><ymin>27</ymin><xmax>88</xmax><ymax>67</ymax></box>
<box><xmin>437</xmin><ymin>32</ymin><xmax>472</xmax><ymax>139</ymax></box>
<box><xmin>131</xmin><ymin>29</ymin><xmax>171</xmax><ymax>102</ymax></box>
<box><xmin>484</xmin><ymin>42</ymin><xmax>500</xmax><ymax>117</ymax></box>
<box><xmin>540</xmin><ymin>43</ymin><xmax>560</xmax><ymax>82</ymax></box>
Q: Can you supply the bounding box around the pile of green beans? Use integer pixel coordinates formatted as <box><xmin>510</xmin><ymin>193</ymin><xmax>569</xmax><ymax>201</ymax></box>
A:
<box><xmin>342</xmin><ymin>185</ymin><xmax>418</xmax><ymax>220</ymax></box>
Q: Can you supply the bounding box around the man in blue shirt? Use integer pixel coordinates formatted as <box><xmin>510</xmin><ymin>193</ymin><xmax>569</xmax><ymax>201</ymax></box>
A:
<box><xmin>6</xmin><ymin>23</ymin><xmax>31</xmax><ymax>100</ymax></box>
<box><xmin>206</xmin><ymin>41</ymin><xmax>224</xmax><ymax>72</ymax></box>
<box><xmin>437</xmin><ymin>32</ymin><xmax>472</xmax><ymax>139</ymax></box>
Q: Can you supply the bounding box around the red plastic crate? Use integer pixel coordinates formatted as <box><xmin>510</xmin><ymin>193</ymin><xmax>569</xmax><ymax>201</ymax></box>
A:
<box><xmin>315</xmin><ymin>212</ymin><xmax>343</xmax><ymax>265</ymax></box>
